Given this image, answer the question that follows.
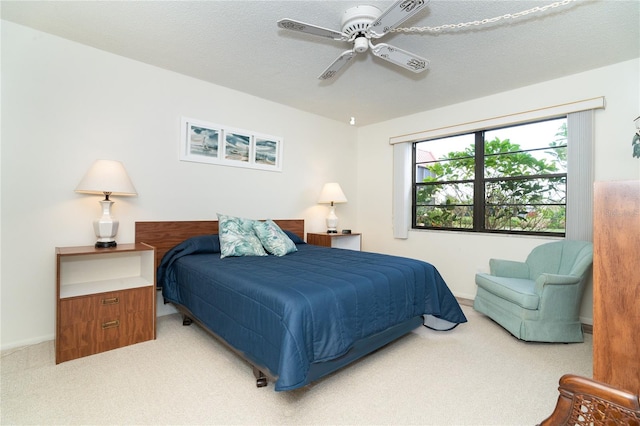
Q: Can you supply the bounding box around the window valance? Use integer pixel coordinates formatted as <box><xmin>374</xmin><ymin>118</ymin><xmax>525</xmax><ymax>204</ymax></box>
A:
<box><xmin>389</xmin><ymin>97</ymin><xmax>605</xmax><ymax>145</ymax></box>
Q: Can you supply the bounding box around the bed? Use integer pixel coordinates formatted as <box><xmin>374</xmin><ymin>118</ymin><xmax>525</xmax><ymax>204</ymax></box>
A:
<box><xmin>135</xmin><ymin>219</ymin><xmax>467</xmax><ymax>391</ymax></box>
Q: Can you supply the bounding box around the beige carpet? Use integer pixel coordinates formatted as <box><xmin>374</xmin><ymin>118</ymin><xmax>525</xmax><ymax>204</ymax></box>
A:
<box><xmin>1</xmin><ymin>305</ymin><xmax>592</xmax><ymax>425</ymax></box>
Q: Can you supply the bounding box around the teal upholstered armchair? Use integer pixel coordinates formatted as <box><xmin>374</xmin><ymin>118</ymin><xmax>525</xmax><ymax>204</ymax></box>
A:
<box><xmin>473</xmin><ymin>240</ymin><xmax>593</xmax><ymax>343</ymax></box>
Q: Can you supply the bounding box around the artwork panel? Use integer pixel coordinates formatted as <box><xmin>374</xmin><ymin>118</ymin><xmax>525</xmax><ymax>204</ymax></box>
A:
<box><xmin>255</xmin><ymin>138</ymin><xmax>279</xmax><ymax>166</ymax></box>
<box><xmin>225</xmin><ymin>132</ymin><xmax>251</xmax><ymax>163</ymax></box>
<box><xmin>189</xmin><ymin>124</ymin><xmax>220</xmax><ymax>158</ymax></box>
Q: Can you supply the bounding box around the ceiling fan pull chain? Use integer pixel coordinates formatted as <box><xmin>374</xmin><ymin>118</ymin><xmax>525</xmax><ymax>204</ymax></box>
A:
<box><xmin>392</xmin><ymin>0</ymin><xmax>575</xmax><ymax>33</ymax></box>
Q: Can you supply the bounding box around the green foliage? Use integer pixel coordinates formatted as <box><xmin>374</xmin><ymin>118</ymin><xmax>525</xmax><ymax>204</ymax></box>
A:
<box><xmin>417</xmin><ymin>130</ymin><xmax>567</xmax><ymax>233</ymax></box>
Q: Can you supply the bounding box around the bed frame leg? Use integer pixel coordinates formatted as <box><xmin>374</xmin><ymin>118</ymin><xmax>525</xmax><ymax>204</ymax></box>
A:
<box><xmin>182</xmin><ymin>315</ymin><xmax>193</xmax><ymax>326</ymax></box>
<box><xmin>253</xmin><ymin>366</ymin><xmax>268</xmax><ymax>388</ymax></box>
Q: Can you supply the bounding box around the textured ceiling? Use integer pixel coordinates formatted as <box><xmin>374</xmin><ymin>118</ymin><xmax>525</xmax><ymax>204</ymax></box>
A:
<box><xmin>2</xmin><ymin>0</ymin><xmax>639</xmax><ymax>126</ymax></box>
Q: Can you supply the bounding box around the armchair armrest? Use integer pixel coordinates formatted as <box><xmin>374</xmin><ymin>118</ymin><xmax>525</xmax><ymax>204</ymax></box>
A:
<box><xmin>489</xmin><ymin>259</ymin><xmax>529</xmax><ymax>278</ymax></box>
<box><xmin>535</xmin><ymin>273</ymin><xmax>581</xmax><ymax>294</ymax></box>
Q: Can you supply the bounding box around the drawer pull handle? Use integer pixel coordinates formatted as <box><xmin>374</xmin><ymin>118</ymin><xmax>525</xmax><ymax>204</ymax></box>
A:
<box><xmin>101</xmin><ymin>297</ymin><xmax>119</xmax><ymax>305</ymax></box>
<box><xmin>102</xmin><ymin>320</ymin><xmax>120</xmax><ymax>329</ymax></box>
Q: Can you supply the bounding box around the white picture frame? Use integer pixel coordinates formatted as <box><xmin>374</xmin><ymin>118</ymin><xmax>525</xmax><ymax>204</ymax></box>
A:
<box><xmin>180</xmin><ymin>117</ymin><xmax>282</xmax><ymax>172</ymax></box>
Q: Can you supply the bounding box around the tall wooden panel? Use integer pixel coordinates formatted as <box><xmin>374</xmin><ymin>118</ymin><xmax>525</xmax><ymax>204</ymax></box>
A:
<box><xmin>593</xmin><ymin>180</ymin><xmax>640</xmax><ymax>394</ymax></box>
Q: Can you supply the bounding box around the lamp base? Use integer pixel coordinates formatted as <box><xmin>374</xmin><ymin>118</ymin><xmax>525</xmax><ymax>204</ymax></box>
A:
<box><xmin>326</xmin><ymin>205</ymin><xmax>339</xmax><ymax>234</ymax></box>
<box><xmin>93</xmin><ymin>199</ymin><xmax>119</xmax><ymax>249</ymax></box>
<box><xmin>95</xmin><ymin>241</ymin><xmax>117</xmax><ymax>249</ymax></box>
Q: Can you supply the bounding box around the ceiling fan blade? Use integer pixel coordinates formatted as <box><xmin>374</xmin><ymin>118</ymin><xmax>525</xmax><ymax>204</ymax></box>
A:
<box><xmin>368</xmin><ymin>0</ymin><xmax>431</xmax><ymax>38</ymax></box>
<box><xmin>370</xmin><ymin>43</ymin><xmax>429</xmax><ymax>73</ymax></box>
<box><xmin>318</xmin><ymin>50</ymin><xmax>356</xmax><ymax>80</ymax></box>
<box><xmin>277</xmin><ymin>19</ymin><xmax>347</xmax><ymax>41</ymax></box>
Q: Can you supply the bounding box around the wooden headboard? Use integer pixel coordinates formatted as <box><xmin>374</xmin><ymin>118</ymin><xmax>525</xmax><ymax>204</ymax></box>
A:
<box><xmin>135</xmin><ymin>219</ymin><xmax>305</xmax><ymax>267</ymax></box>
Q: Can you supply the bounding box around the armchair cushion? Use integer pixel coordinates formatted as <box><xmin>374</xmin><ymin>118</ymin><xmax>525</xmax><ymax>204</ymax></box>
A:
<box><xmin>475</xmin><ymin>274</ymin><xmax>539</xmax><ymax>309</ymax></box>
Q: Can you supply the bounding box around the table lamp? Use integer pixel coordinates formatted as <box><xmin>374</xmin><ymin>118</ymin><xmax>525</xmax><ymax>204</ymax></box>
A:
<box><xmin>75</xmin><ymin>159</ymin><xmax>137</xmax><ymax>248</ymax></box>
<box><xmin>318</xmin><ymin>182</ymin><xmax>347</xmax><ymax>233</ymax></box>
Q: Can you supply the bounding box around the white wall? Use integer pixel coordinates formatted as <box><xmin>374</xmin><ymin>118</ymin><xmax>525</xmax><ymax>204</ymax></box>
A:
<box><xmin>356</xmin><ymin>59</ymin><xmax>640</xmax><ymax>325</ymax></box>
<box><xmin>0</xmin><ymin>21</ymin><xmax>358</xmax><ymax>349</ymax></box>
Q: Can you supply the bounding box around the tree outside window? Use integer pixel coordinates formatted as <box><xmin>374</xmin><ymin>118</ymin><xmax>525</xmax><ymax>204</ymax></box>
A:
<box><xmin>414</xmin><ymin>118</ymin><xmax>567</xmax><ymax>235</ymax></box>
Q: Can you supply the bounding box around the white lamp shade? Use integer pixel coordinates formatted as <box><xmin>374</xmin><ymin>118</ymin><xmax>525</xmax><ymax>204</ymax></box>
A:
<box><xmin>318</xmin><ymin>182</ymin><xmax>347</xmax><ymax>204</ymax></box>
<box><xmin>75</xmin><ymin>160</ymin><xmax>137</xmax><ymax>196</ymax></box>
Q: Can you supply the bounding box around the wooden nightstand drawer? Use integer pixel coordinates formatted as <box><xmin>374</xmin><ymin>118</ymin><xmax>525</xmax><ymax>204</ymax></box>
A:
<box><xmin>57</xmin><ymin>287</ymin><xmax>154</xmax><ymax>362</ymax></box>
<box><xmin>59</xmin><ymin>287</ymin><xmax>151</xmax><ymax>326</ymax></box>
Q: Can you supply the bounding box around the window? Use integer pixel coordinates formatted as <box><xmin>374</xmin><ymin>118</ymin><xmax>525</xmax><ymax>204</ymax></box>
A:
<box><xmin>413</xmin><ymin>117</ymin><xmax>567</xmax><ymax>236</ymax></box>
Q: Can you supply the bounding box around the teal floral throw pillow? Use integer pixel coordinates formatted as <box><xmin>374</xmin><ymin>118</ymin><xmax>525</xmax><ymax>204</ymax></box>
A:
<box><xmin>253</xmin><ymin>219</ymin><xmax>298</xmax><ymax>256</ymax></box>
<box><xmin>217</xmin><ymin>213</ymin><xmax>267</xmax><ymax>258</ymax></box>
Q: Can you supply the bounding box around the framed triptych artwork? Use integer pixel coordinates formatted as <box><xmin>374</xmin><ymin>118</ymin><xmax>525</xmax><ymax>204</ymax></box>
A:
<box><xmin>180</xmin><ymin>117</ymin><xmax>282</xmax><ymax>172</ymax></box>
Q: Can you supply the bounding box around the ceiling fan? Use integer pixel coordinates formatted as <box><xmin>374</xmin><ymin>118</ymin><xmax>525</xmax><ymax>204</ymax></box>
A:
<box><xmin>277</xmin><ymin>0</ymin><xmax>430</xmax><ymax>80</ymax></box>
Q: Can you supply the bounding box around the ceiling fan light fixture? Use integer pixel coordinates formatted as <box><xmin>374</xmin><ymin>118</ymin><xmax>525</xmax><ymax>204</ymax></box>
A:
<box><xmin>354</xmin><ymin>36</ymin><xmax>369</xmax><ymax>53</ymax></box>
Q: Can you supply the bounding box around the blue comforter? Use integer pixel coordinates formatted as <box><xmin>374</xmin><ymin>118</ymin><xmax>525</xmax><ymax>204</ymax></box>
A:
<box><xmin>158</xmin><ymin>234</ymin><xmax>466</xmax><ymax>390</ymax></box>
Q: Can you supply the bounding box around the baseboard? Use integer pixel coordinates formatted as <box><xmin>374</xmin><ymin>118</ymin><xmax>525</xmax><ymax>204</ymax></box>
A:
<box><xmin>1</xmin><ymin>333</ymin><xmax>54</xmax><ymax>352</ymax></box>
<box><xmin>456</xmin><ymin>297</ymin><xmax>474</xmax><ymax>307</ymax></box>
<box><xmin>458</xmin><ymin>297</ymin><xmax>593</xmax><ymax>335</ymax></box>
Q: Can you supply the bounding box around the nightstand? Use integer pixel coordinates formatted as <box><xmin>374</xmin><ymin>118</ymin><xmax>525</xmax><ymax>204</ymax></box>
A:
<box><xmin>55</xmin><ymin>243</ymin><xmax>156</xmax><ymax>364</ymax></box>
<box><xmin>306</xmin><ymin>232</ymin><xmax>362</xmax><ymax>251</ymax></box>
